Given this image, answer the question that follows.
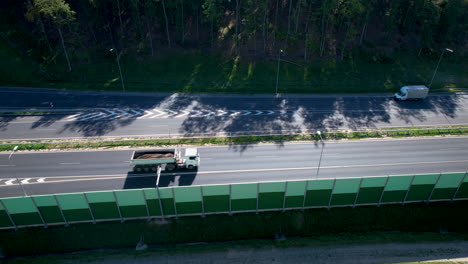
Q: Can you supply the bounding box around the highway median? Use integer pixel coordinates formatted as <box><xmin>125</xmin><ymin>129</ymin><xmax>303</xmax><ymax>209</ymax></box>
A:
<box><xmin>1</xmin><ymin>126</ymin><xmax>468</xmax><ymax>152</ymax></box>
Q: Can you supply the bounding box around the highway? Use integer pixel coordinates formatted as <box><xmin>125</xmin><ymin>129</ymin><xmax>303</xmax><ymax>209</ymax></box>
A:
<box><xmin>1</xmin><ymin>88</ymin><xmax>468</xmax><ymax>140</ymax></box>
<box><xmin>1</xmin><ymin>137</ymin><xmax>467</xmax><ymax>198</ymax></box>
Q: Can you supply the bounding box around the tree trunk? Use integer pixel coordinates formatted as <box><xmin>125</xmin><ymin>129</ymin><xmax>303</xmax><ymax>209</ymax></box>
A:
<box><xmin>146</xmin><ymin>18</ymin><xmax>154</xmax><ymax>56</ymax></box>
<box><xmin>320</xmin><ymin>15</ymin><xmax>329</xmax><ymax>57</ymax></box>
<box><xmin>294</xmin><ymin>0</ymin><xmax>302</xmax><ymax>34</ymax></box>
<box><xmin>181</xmin><ymin>0</ymin><xmax>185</xmax><ymax>44</ymax></box>
<box><xmin>57</xmin><ymin>26</ymin><xmax>72</xmax><ymax>72</ymax></box>
<box><xmin>263</xmin><ymin>0</ymin><xmax>268</xmax><ymax>53</ymax></box>
<box><xmin>273</xmin><ymin>0</ymin><xmax>279</xmax><ymax>49</ymax></box>
<box><xmin>341</xmin><ymin>21</ymin><xmax>351</xmax><ymax>60</ymax></box>
<box><xmin>161</xmin><ymin>0</ymin><xmax>171</xmax><ymax>48</ymax></box>
<box><xmin>303</xmin><ymin>1</ymin><xmax>312</xmax><ymax>60</ymax></box>
<box><xmin>235</xmin><ymin>0</ymin><xmax>240</xmax><ymax>39</ymax></box>
<box><xmin>210</xmin><ymin>19</ymin><xmax>214</xmax><ymax>49</ymax></box>
<box><xmin>359</xmin><ymin>6</ymin><xmax>370</xmax><ymax>46</ymax></box>
<box><xmin>116</xmin><ymin>0</ymin><xmax>124</xmax><ymax>37</ymax></box>
<box><xmin>286</xmin><ymin>0</ymin><xmax>293</xmax><ymax>45</ymax></box>
<box><xmin>38</xmin><ymin>16</ymin><xmax>53</xmax><ymax>53</ymax></box>
<box><xmin>196</xmin><ymin>6</ymin><xmax>200</xmax><ymax>42</ymax></box>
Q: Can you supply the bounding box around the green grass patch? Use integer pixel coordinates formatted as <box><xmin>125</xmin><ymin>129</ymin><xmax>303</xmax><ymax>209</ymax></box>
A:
<box><xmin>2</xmin><ymin>50</ymin><xmax>467</xmax><ymax>94</ymax></box>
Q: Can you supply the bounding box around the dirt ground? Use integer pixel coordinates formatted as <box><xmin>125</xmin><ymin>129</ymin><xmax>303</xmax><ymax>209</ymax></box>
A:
<box><xmin>65</xmin><ymin>241</ymin><xmax>468</xmax><ymax>264</ymax></box>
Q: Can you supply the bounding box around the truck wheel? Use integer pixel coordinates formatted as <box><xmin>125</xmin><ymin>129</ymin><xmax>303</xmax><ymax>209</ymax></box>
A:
<box><xmin>166</xmin><ymin>164</ymin><xmax>175</xmax><ymax>171</ymax></box>
<box><xmin>151</xmin><ymin>166</ymin><xmax>157</xmax><ymax>172</ymax></box>
<box><xmin>144</xmin><ymin>166</ymin><xmax>150</xmax><ymax>172</ymax></box>
<box><xmin>133</xmin><ymin>166</ymin><xmax>142</xmax><ymax>173</ymax></box>
<box><xmin>188</xmin><ymin>165</ymin><xmax>194</xmax><ymax>170</ymax></box>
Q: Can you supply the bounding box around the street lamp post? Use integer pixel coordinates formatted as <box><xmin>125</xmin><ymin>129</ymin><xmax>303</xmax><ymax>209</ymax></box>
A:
<box><xmin>428</xmin><ymin>48</ymin><xmax>453</xmax><ymax>89</ymax></box>
<box><xmin>8</xmin><ymin>146</ymin><xmax>27</xmax><ymax>196</ymax></box>
<box><xmin>316</xmin><ymin>131</ymin><xmax>325</xmax><ymax>179</ymax></box>
<box><xmin>110</xmin><ymin>48</ymin><xmax>125</xmax><ymax>93</ymax></box>
<box><xmin>275</xmin><ymin>49</ymin><xmax>283</xmax><ymax>96</ymax></box>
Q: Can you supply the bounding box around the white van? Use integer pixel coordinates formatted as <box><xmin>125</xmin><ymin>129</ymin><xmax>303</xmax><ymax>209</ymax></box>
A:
<box><xmin>394</xmin><ymin>85</ymin><xmax>429</xmax><ymax>101</ymax></box>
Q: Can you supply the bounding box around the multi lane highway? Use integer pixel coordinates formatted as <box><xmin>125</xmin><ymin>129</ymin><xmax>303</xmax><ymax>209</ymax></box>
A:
<box><xmin>1</xmin><ymin>88</ymin><xmax>468</xmax><ymax>140</ymax></box>
<box><xmin>1</xmin><ymin>137</ymin><xmax>467</xmax><ymax>198</ymax></box>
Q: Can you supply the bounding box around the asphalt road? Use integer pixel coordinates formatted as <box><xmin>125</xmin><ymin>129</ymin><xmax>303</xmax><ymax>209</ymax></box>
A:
<box><xmin>1</xmin><ymin>137</ymin><xmax>467</xmax><ymax>197</ymax></box>
<box><xmin>1</xmin><ymin>88</ymin><xmax>468</xmax><ymax>140</ymax></box>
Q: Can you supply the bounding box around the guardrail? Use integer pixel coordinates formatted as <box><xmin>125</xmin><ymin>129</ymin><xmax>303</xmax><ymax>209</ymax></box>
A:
<box><xmin>1</xmin><ymin>172</ymin><xmax>467</xmax><ymax>230</ymax></box>
<box><xmin>2</xmin><ymin>126</ymin><xmax>468</xmax><ymax>147</ymax></box>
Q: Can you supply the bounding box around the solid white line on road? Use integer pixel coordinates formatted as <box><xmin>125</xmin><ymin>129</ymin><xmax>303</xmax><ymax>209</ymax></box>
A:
<box><xmin>59</xmin><ymin>162</ymin><xmax>81</xmax><ymax>165</ymax></box>
<box><xmin>255</xmin><ymin>156</ymin><xmax>277</xmax><ymax>158</ymax></box>
<box><xmin>37</xmin><ymin>129</ymin><xmax>56</xmax><ymax>131</ymax></box>
<box><xmin>37</xmin><ymin>178</ymin><xmax>45</xmax><ymax>183</ymax></box>
<box><xmin>0</xmin><ymin>165</ymin><xmax>15</xmax><ymax>167</ymax></box>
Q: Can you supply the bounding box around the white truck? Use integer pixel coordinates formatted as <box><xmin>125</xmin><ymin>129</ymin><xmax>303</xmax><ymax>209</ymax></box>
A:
<box><xmin>130</xmin><ymin>148</ymin><xmax>200</xmax><ymax>172</ymax></box>
<box><xmin>394</xmin><ymin>85</ymin><xmax>429</xmax><ymax>101</ymax></box>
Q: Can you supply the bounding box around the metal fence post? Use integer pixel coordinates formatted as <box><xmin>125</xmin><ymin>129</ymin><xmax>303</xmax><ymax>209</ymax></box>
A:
<box><xmin>141</xmin><ymin>190</ymin><xmax>151</xmax><ymax>220</ymax></box>
<box><xmin>171</xmin><ymin>188</ymin><xmax>178</xmax><ymax>218</ymax></box>
<box><xmin>156</xmin><ymin>187</ymin><xmax>165</xmax><ymax>219</ymax></box>
<box><xmin>282</xmin><ymin>181</ymin><xmax>288</xmax><ymax>211</ymax></box>
<box><xmin>353</xmin><ymin>178</ymin><xmax>364</xmax><ymax>208</ymax></box>
<box><xmin>378</xmin><ymin>176</ymin><xmax>390</xmax><ymax>207</ymax></box>
<box><xmin>200</xmin><ymin>186</ymin><xmax>206</xmax><ymax>217</ymax></box>
<box><xmin>112</xmin><ymin>191</ymin><xmax>124</xmax><ymax>222</ymax></box>
<box><xmin>402</xmin><ymin>175</ymin><xmax>416</xmax><ymax>205</ymax></box>
<box><xmin>30</xmin><ymin>197</ymin><xmax>47</xmax><ymax>228</ymax></box>
<box><xmin>83</xmin><ymin>193</ymin><xmax>96</xmax><ymax>224</ymax></box>
<box><xmin>327</xmin><ymin>178</ymin><xmax>337</xmax><ymax>209</ymax></box>
<box><xmin>229</xmin><ymin>184</ymin><xmax>232</xmax><ymax>215</ymax></box>
<box><xmin>427</xmin><ymin>173</ymin><xmax>442</xmax><ymax>202</ymax></box>
<box><xmin>53</xmin><ymin>195</ymin><xmax>68</xmax><ymax>226</ymax></box>
<box><xmin>256</xmin><ymin>182</ymin><xmax>260</xmax><ymax>214</ymax></box>
<box><xmin>302</xmin><ymin>180</ymin><xmax>309</xmax><ymax>210</ymax></box>
<box><xmin>451</xmin><ymin>171</ymin><xmax>467</xmax><ymax>201</ymax></box>
<box><xmin>0</xmin><ymin>200</ymin><xmax>16</xmax><ymax>230</ymax></box>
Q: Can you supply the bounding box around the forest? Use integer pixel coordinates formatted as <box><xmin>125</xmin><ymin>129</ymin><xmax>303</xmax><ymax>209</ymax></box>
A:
<box><xmin>0</xmin><ymin>0</ymin><xmax>466</xmax><ymax>93</ymax></box>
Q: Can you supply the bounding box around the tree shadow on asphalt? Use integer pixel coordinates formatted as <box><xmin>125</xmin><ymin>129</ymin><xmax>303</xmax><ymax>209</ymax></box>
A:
<box><xmin>1</xmin><ymin>92</ymin><xmax>464</xmax><ymax>154</ymax></box>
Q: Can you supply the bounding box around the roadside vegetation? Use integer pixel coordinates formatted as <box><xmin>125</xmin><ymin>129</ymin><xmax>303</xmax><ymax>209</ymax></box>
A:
<box><xmin>1</xmin><ymin>0</ymin><xmax>467</xmax><ymax>94</ymax></box>
<box><xmin>1</xmin><ymin>126</ymin><xmax>467</xmax><ymax>152</ymax></box>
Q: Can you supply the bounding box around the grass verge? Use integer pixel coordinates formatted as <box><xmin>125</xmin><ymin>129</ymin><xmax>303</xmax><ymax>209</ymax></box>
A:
<box><xmin>1</xmin><ymin>201</ymin><xmax>467</xmax><ymax>260</ymax></box>
<box><xmin>1</xmin><ymin>126</ymin><xmax>468</xmax><ymax>152</ymax></box>
<box><xmin>1</xmin><ymin>46</ymin><xmax>467</xmax><ymax>94</ymax></box>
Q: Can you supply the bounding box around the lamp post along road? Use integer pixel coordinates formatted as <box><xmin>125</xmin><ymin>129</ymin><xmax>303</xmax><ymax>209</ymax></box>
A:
<box><xmin>8</xmin><ymin>146</ymin><xmax>27</xmax><ymax>196</ymax></box>
<box><xmin>316</xmin><ymin>131</ymin><xmax>325</xmax><ymax>179</ymax></box>
<box><xmin>110</xmin><ymin>48</ymin><xmax>125</xmax><ymax>93</ymax></box>
<box><xmin>428</xmin><ymin>48</ymin><xmax>453</xmax><ymax>89</ymax></box>
<box><xmin>275</xmin><ymin>49</ymin><xmax>283</xmax><ymax>96</ymax></box>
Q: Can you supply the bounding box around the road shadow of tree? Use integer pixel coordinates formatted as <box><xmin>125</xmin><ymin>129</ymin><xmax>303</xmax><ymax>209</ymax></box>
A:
<box><xmin>1</xmin><ymin>90</ymin><xmax>465</xmax><ymax>154</ymax></box>
<box><xmin>0</xmin><ymin>115</ymin><xmax>18</xmax><ymax>131</ymax></box>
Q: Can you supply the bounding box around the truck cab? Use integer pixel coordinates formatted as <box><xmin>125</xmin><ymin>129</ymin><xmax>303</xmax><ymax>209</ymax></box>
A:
<box><xmin>182</xmin><ymin>148</ymin><xmax>200</xmax><ymax>170</ymax></box>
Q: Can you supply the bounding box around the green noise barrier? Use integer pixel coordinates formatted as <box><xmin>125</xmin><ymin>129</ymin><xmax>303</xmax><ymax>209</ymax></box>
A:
<box><xmin>0</xmin><ymin>171</ymin><xmax>467</xmax><ymax>229</ymax></box>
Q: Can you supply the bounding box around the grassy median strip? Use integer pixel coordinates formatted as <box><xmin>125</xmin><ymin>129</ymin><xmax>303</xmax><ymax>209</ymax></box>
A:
<box><xmin>1</xmin><ymin>126</ymin><xmax>468</xmax><ymax>152</ymax></box>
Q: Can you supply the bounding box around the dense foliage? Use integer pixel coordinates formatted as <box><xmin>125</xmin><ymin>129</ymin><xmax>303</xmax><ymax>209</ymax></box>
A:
<box><xmin>0</xmin><ymin>0</ymin><xmax>466</xmax><ymax>71</ymax></box>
